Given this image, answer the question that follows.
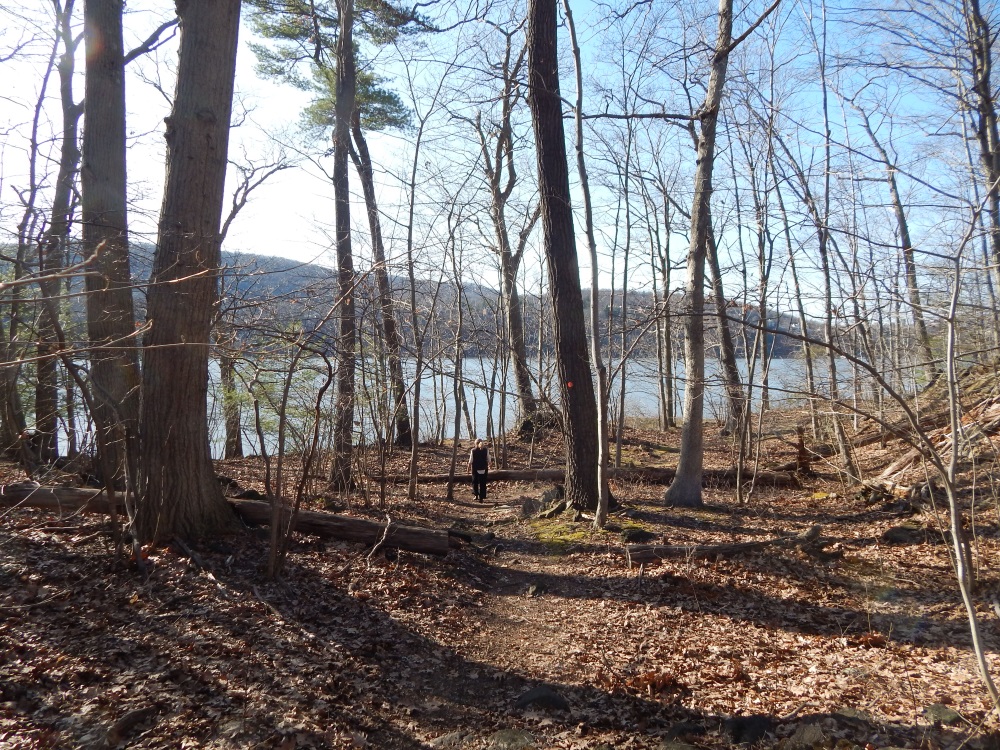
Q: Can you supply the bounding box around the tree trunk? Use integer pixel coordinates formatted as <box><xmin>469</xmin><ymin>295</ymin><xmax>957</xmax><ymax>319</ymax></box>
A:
<box><xmin>499</xmin><ymin>252</ymin><xmax>539</xmax><ymax>426</ymax></box>
<box><xmin>658</xmin><ymin>187</ymin><xmax>676</xmax><ymax>428</ymax></box>
<box><xmin>472</xmin><ymin>37</ymin><xmax>540</xmax><ymax>431</ymax></box>
<box><xmin>349</xmin><ymin>119</ymin><xmax>411</xmax><ymax>448</ymax></box>
<box><xmin>965</xmin><ymin>0</ymin><xmax>1000</xmax><ymax>346</ymax></box>
<box><xmin>136</xmin><ymin>0</ymin><xmax>243</xmax><ymax>543</ymax></box>
<box><xmin>328</xmin><ymin>0</ymin><xmax>358</xmax><ymax>490</ymax></box>
<box><xmin>36</xmin><ymin>1</ymin><xmax>83</xmax><ymax>464</ymax></box>
<box><xmin>0</xmin><ymin>29</ymin><xmax>58</xmax><ymax>456</ymax></box>
<box><xmin>82</xmin><ymin>0</ymin><xmax>141</xmax><ymax>485</ymax></box>
<box><xmin>562</xmin><ymin>0</ymin><xmax>610</xmax><ymax>525</ymax></box>
<box><xmin>665</xmin><ymin>0</ymin><xmax>733</xmax><ymax>508</ymax></box>
<box><xmin>854</xmin><ymin>108</ymin><xmax>937</xmax><ymax>381</ymax></box>
<box><xmin>814</xmin><ymin>6</ymin><xmax>857</xmax><ymax>481</ymax></box>
<box><xmin>707</xmin><ymin>231</ymin><xmax>746</xmax><ymax>436</ymax></box>
<box><xmin>772</xmin><ymin>157</ymin><xmax>818</xmax><ymax>438</ymax></box>
<box><xmin>614</xmin><ymin>141</ymin><xmax>632</xmax><ymax>469</ymax></box>
<box><xmin>220</xmin><ymin>352</ymin><xmax>243</xmax><ymax>459</ymax></box>
<box><xmin>526</xmin><ymin>0</ymin><xmax>599</xmax><ymax>512</ymax></box>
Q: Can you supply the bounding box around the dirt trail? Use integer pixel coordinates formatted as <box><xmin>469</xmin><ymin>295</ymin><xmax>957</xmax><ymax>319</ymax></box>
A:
<box><xmin>2</xmin><ymin>427</ymin><xmax>999</xmax><ymax>748</ymax></box>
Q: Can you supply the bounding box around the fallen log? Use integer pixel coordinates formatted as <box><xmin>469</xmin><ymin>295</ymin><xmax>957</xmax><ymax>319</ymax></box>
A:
<box><xmin>0</xmin><ymin>484</ymin><xmax>121</xmax><ymax>514</ymax></box>
<box><xmin>369</xmin><ymin>466</ymin><xmax>800</xmax><ymax>488</ymax></box>
<box><xmin>624</xmin><ymin>525</ymin><xmax>822</xmax><ymax>567</ymax></box>
<box><xmin>0</xmin><ymin>485</ymin><xmax>455</xmax><ymax>556</ymax></box>
<box><xmin>229</xmin><ymin>499</ymin><xmax>455</xmax><ymax>555</ymax></box>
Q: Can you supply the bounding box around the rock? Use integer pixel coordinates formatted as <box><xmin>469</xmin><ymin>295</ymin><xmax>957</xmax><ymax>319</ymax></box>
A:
<box><xmin>537</xmin><ymin>500</ymin><xmax>567</xmax><ymax>519</ymax></box>
<box><xmin>786</xmin><ymin>723</ymin><xmax>827</xmax><ymax>749</ymax></box>
<box><xmin>880</xmin><ymin>524</ymin><xmax>926</xmax><ymax>545</ymax></box>
<box><xmin>722</xmin><ymin>715</ymin><xmax>774</xmax><ymax>744</ymax></box>
<box><xmin>621</xmin><ymin>527</ymin><xmax>657</xmax><ymax>543</ymax></box>
<box><xmin>514</xmin><ymin>685</ymin><xmax>569</xmax><ymax>711</ymax></box>
<box><xmin>487</xmin><ymin>728</ymin><xmax>536</xmax><ymax>749</ymax></box>
<box><xmin>520</xmin><ymin>497</ymin><xmax>543</xmax><ymax>517</ymax></box>
<box><xmin>540</xmin><ymin>485</ymin><xmax>564</xmax><ymax>503</ymax></box>
<box><xmin>924</xmin><ymin>703</ymin><xmax>963</xmax><ymax>725</ymax></box>
<box><xmin>663</xmin><ymin>721</ymin><xmax>707</xmax><ymax>741</ymax></box>
<box><xmin>834</xmin><ymin>706</ymin><xmax>873</xmax><ymax>724</ymax></box>
<box><xmin>430</xmin><ymin>731</ymin><xmax>470</xmax><ymax>748</ymax></box>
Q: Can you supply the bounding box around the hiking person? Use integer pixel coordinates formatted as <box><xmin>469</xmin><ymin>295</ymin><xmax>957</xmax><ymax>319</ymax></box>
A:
<box><xmin>467</xmin><ymin>439</ymin><xmax>490</xmax><ymax>501</ymax></box>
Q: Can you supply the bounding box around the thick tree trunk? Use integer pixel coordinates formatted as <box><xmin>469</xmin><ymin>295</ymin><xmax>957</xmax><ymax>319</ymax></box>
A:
<box><xmin>526</xmin><ymin>0</ymin><xmax>599</xmax><ymax>512</ymax></box>
<box><xmin>328</xmin><ymin>0</ymin><xmax>358</xmax><ymax>490</ymax></box>
<box><xmin>137</xmin><ymin>0</ymin><xmax>243</xmax><ymax>542</ymax></box>
<box><xmin>350</xmin><ymin>120</ymin><xmax>411</xmax><ymax>448</ymax></box>
<box><xmin>665</xmin><ymin>0</ymin><xmax>733</xmax><ymax>508</ymax></box>
<box><xmin>82</xmin><ymin>0</ymin><xmax>141</xmax><ymax>485</ymax></box>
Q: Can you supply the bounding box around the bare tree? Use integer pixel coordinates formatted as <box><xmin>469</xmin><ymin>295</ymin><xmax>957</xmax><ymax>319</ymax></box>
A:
<box><xmin>466</xmin><ymin>24</ymin><xmax>543</xmax><ymax>434</ymax></box>
<box><xmin>35</xmin><ymin>0</ymin><xmax>82</xmax><ymax>465</ymax></box>
<box><xmin>665</xmin><ymin>0</ymin><xmax>735</xmax><ymax>508</ymax></box>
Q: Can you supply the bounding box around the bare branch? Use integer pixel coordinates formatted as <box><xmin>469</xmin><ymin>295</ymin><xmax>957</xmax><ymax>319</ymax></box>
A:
<box><xmin>723</xmin><ymin>0</ymin><xmax>782</xmax><ymax>58</ymax></box>
<box><xmin>123</xmin><ymin>17</ymin><xmax>179</xmax><ymax>66</ymax></box>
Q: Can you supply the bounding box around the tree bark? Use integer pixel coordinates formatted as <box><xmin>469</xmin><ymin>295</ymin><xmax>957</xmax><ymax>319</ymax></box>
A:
<box><xmin>220</xmin><ymin>351</ymin><xmax>243</xmax><ymax>459</ymax></box>
<box><xmin>36</xmin><ymin>0</ymin><xmax>83</xmax><ymax>464</ymax></box>
<box><xmin>665</xmin><ymin>0</ymin><xmax>733</xmax><ymax>508</ymax></box>
<box><xmin>471</xmin><ymin>34</ymin><xmax>540</xmax><ymax>431</ymax></box>
<box><xmin>965</xmin><ymin>0</ymin><xmax>1000</xmax><ymax>345</ymax></box>
<box><xmin>707</xmin><ymin>231</ymin><xmax>746</xmax><ymax>436</ymax></box>
<box><xmin>328</xmin><ymin>0</ymin><xmax>358</xmax><ymax>490</ymax></box>
<box><xmin>137</xmin><ymin>0</ymin><xmax>243</xmax><ymax>542</ymax></box>
<box><xmin>349</xmin><ymin>118</ymin><xmax>411</xmax><ymax>448</ymax></box>
<box><xmin>562</xmin><ymin>0</ymin><xmax>610</xmax><ymax>526</ymax></box>
<box><xmin>82</xmin><ymin>0</ymin><xmax>141</xmax><ymax>485</ymax></box>
<box><xmin>526</xmin><ymin>0</ymin><xmax>599</xmax><ymax>512</ymax></box>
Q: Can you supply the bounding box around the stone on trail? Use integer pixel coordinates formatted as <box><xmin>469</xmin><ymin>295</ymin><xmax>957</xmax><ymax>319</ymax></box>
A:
<box><xmin>924</xmin><ymin>703</ymin><xmax>963</xmax><ymax>726</ymax></box>
<box><xmin>487</xmin><ymin>728</ymin><xmax>536</xmax><ymax>749</ymax></box>
<box><xmin>514</xmin><ymin>685</ymin><xmax>569</xmax><ymax>711</ymax></box>
<box><xmin>786</xmin><ymin>722</ymin><xmax>827</xmax><ymax>749</ymax></box>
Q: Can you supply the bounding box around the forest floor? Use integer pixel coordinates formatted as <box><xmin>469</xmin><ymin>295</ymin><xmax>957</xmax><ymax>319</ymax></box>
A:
<box><xmin>3</xmin><ymin>396</ymin><xmax>1000</xmax><ymax>749</ymax></box>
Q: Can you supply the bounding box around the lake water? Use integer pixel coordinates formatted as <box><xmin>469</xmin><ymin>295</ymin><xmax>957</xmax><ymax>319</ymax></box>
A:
<box><xmin>206</xmin><ymin>354</ymin><xmax>841</xmax><ymax>458</ymax></box>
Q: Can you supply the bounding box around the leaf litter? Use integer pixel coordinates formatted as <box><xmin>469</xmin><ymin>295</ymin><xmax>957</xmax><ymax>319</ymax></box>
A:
<box><xmin>0</xmin><ymin>423</ymin><xmax>998</xmax><ymax>749</ymax></box>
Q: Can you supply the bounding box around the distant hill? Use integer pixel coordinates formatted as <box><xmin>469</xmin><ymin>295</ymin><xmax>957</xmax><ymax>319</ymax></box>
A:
<box><xmin>23</xmin><ymin>245</ymin><xmax>805</xmax><ymax>360</ymax></box>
